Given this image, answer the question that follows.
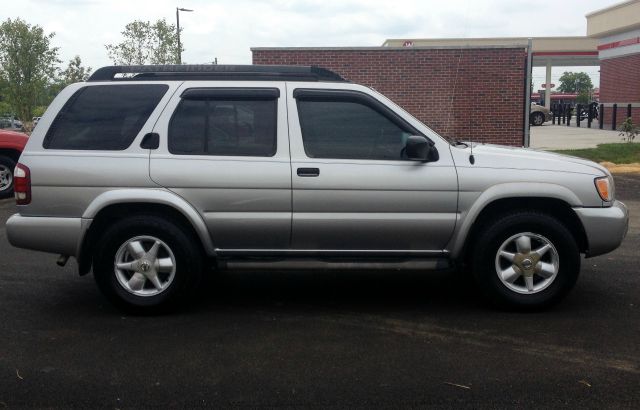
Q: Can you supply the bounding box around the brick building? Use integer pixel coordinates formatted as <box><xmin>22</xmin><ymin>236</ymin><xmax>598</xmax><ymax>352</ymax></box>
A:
<box><xmin>253</xmin><ymin>1</ymin><xmax>639</xmax><ymax>145</ymax></box>
<box><xmin>253</xmin><ymin>46</ymin><xmax>527</xmax><ymax>146</ymax></box>
<box><xmin>587</xmin><ymin>0</ymin><xmax>640</xmax><ymax>127</ymax></box>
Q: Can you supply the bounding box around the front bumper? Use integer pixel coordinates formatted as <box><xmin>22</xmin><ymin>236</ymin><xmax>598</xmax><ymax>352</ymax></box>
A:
<box><xmin>574</xmin><ymin>200</ymin><xmax>629</xmax><ymax>257</ymax></box>
<box><xmin>6</xmin><ymin>214</ymin><xmax>84</xmax><ymax>257</ymax></box>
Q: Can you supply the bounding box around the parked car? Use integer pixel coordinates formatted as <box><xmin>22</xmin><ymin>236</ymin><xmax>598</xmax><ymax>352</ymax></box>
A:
<box><xmin>0</xmin><ymin>129</ymin><xmax>29</xmax><ymax>198</ymax></box>
<box><xmin>6</xmin><ymin>65</ymin><xmax>629</xmax><ymax>313</ymax></box>
<box><xmin>0</xmin><ymin>116</ymin><xmax>24</xmax><ymax>132</ymax></box>
<box><xmin>530</xmin><ymin>103</ymin><xmax>552</xmax><ymax>126</ymax></box>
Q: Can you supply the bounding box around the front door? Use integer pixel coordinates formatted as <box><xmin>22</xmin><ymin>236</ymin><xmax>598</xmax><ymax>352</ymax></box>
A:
<box><xmin>287</xmin><ymin>86</ymin><xmax>458</xmax><ymax>253</ymax></box>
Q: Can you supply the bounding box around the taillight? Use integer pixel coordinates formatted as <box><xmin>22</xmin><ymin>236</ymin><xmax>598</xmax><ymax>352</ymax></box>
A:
<box><xmin>14</xmin><ymin>163</ymin><xmax>31</xmax><ymax>205</ymax></box>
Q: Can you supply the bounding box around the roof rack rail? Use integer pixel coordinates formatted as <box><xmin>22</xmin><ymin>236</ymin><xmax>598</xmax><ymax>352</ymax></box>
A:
<box><xmin>87</xmin><ymin>65</ymin><xmax>347</xmax><ymax>82</ymax></box>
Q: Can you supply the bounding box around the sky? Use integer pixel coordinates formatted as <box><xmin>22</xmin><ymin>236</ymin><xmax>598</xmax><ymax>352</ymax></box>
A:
<box><xmin>1</xmin><ymin>0</ymin><xmax>623</xmax><ymax>89</ymax></box>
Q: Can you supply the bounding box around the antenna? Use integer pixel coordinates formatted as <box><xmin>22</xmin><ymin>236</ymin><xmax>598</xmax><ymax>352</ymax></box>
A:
<box><xmin>446</xmin><ymin>47</ymin><xmax>474</xmax><ymax>164</ymax></box>
<box><xmin>467</xmin><ymin>59</ymin><xmax>474</xmax><ymax>165</ymax></box>
<box><xmin>444</xmin><ymin>9</ymin><xmax>474</xmax><ymax>165</ymax></box>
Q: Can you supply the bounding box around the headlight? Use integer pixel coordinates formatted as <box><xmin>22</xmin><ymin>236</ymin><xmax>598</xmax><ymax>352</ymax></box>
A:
<box><xmin>594</xmin><ymin>176</ymin><xmax>613</xmax><ymax>202</ymax></box>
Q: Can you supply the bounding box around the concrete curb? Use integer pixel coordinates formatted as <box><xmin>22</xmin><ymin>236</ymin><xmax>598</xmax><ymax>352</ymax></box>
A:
<box><xmin>601</xmin><ymin>162</ymin><xmax>640</xmax><ymax>174</ymax></box>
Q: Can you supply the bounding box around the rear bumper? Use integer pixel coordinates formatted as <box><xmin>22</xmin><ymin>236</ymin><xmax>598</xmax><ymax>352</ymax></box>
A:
<box><xmin>6</xmin><ymin>214</ymin><xmax>84</xmax><ymax>257</ymax></box>
<box><xmin>574</xmin><ymin>200</ymin><xmax>629</xmax><ymax>257</ymax></box>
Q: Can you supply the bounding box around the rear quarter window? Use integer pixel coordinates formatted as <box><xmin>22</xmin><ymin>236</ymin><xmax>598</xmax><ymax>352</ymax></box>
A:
<box><xmin>43</xmin><ymin>84</ymin><xmax>168</xmax><ymax>150</ymax></box>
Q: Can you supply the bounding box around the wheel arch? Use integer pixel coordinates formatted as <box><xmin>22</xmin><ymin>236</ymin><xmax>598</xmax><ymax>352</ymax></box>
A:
<box><xmin>78</xmin><ymin>189</ymin><xmax>214</xmax><ymax>275</ymax></box>
<box><xmin>0</xmin><ymin>148</ymin><xmax>21</xmax><ymax>163</ymax></box>
<box><xmin>450</xmin><ymin>185</ymin><xmax>588</xmax><ymax>261</ymax></box>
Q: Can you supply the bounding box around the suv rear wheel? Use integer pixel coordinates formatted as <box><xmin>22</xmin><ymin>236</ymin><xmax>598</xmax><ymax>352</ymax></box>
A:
<box><xmin>93</xmin><ymin>215</ymin><xmax>203</xmax><ymax>313</ymax></box>
<box><xmin>0</xmin><ymin>155</ymin><xmax>16</xmax><ymax>199</ymax></box>
<box><xmin>471</xmin><ymin>211</ymin><xmax>580</xmax><ymax>309</ymax></box>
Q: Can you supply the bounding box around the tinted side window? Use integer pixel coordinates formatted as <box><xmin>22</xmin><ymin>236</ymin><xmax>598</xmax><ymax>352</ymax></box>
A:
<box><xmin>44</xmin><ymin>84</ymin><xmax>168</xmax><ymax>150</ymax></box>
<box><xmin>297</xmin><ymin>100</ymin><xmax>412</xmax><ymax>160</ymax></box>
<box><xmin>169</xmin><ymin>98</ymin><xmax>277</xmax><ymax>157</ymax></box>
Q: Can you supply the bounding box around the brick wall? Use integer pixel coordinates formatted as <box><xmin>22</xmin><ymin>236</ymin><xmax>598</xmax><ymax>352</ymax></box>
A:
<box><xmin>600</xmin><ymin>53</ymin><xmax>640</xmax><ymax>127</ymax></box>
<box><xmin>253</xmin><ymin>47</ymin><xmax>527</xmax><ymax>146</ymax></box>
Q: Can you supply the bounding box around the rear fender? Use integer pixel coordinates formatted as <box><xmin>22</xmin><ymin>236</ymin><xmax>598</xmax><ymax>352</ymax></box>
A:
<box><xmin>80</xmin><ymin>188</ymin><xmax>215</xmax><ymax>257</ymax></box>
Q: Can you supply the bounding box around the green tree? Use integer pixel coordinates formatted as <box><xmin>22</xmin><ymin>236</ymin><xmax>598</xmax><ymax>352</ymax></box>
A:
<box><xmin>105</xmin><ymin>19</ymin><xmax>183</xmax><ymax>65</ymax></box>
<box><xmin>60</xmin><ymin>55</ymin><xmax>92</xmax><ymax>85</ymax></box>
<box><xmin>40</xmin><ymin>56</ymin><xmax>93</xmax><ymax>109</ymax></box>
<box><xmin>558</xmin><ymin>71</ymin><xmax>594</xmax><ymax>94</ymax></box>
<box><xmin>0</xmin><ymin>18</ymin><xmax>60</xmax><ymax>123</ymax></box>
<box><xmin>576</xmin><ymin>91</ymin><xmax>590</xmax><ymax>105</ymax></box>
<box><xmin>0</xmin><ymin>77</ymin><xmax>11</xmax><ymax>115</ymax></box>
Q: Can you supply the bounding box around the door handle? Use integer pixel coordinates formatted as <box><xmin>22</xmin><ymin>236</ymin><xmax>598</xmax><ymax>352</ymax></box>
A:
<box><xmin>297</xmin><ymin>167</ymin><xmax>320</xmax><ymax>177</ymax></box>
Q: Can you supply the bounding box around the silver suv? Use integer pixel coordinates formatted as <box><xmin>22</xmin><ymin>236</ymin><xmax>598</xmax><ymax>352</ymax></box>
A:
<box><xmin>6</xmin><ymin>65</ymin><xmax>629</xmax><ymax>313</ymax></box>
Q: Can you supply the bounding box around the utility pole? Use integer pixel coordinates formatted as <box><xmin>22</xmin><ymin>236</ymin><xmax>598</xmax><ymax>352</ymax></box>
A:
<box><xmin>523</xmin><ymin>38</ymin><xmax>533</xmax><ymax>147</ymax></box>
<box><xmin>176</xmin><ymin>7</ymin><xmax>193</xmax><ymax>64</ymax></box>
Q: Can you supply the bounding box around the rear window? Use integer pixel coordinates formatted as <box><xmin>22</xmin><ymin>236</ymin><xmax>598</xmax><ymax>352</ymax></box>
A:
<box><xmin>43</xmin><ymin>84</ymin><xmax>168</xmax><ymax>150</ymax></box>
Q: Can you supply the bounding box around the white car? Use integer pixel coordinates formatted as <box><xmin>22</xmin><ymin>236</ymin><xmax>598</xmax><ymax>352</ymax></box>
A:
<box><xmin>530</xmin><ymin>103</ymin><xmax>552</xmax><ymax>126</ymax></box>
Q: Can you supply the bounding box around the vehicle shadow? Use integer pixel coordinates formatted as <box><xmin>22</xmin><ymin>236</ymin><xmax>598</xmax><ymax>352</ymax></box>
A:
<box><xmin>54</xmin><ymin>264</ymin><xmax>604</xmax><ymax>318</ymax></box>
<box><xmin>190</xmin><ymin>268</ymin><xmax>488</xmax><ymax>314</ymax></box>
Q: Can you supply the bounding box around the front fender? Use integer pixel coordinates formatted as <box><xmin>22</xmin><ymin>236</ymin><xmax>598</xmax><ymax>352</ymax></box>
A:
<box><xmin>448</xmin><ymin>182</ymin><xmax>583</xmax><ymax>259</ymax></box>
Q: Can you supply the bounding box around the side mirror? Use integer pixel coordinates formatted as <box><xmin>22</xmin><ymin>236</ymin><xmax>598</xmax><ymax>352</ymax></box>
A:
<box><xmin>405</xmin><ymin>135</ymin><xmax>438</xmax><ymax>162</ymax></box>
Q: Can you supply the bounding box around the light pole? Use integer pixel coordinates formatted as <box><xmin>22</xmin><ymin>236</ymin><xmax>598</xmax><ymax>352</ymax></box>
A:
<box><xmin>176</xmin><ymin>7</ymin><xmax>193</xmax><ymax>64</ymax></box>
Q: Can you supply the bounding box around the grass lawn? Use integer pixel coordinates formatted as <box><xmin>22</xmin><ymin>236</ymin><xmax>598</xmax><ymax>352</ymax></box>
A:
<box><xmin>553</xmin><ymin>143</ymin><xmax>640</xmax><ymax>164</ymax></box>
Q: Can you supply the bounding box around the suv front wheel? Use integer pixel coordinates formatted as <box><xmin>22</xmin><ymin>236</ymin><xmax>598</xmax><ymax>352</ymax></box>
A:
<box><xmin>471</xmin><ymin>211</ymin><xmax>580</xmax><ymax>309</ymax></box>
<box><xmin>530</xmin><ymin>112</ymin><xmax>545</xmax><ymax>126</ymax></box>
<box><xmin>93</xmin><ymin>215</ymin><xmax>203</xmax><ymax>313</ymax></box>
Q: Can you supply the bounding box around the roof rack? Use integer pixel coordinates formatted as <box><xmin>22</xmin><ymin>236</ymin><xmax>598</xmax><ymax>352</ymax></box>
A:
<box><xmin>87</xmin><ymin>65</ymin><xmax>347</xmax><ymax>82</ymax></box>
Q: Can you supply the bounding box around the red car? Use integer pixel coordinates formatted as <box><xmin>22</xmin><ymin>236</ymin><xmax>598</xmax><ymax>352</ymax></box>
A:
<box><xmin>0</xmin><ymin>129</ymin><xmax>29</xmax><ymax>198</ymax></box>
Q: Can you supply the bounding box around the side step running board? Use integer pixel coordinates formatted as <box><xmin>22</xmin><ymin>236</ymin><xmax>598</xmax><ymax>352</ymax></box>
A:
<box><xmin>218</xmin><ymin>258</ymin><xmax>450</xmax><ymax>271</ymax></box>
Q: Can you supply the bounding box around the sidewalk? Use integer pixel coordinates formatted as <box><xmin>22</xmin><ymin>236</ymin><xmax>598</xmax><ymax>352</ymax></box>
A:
<box><xmin>530</xmin><ymin>124</ymin><xmax>623</xmax><ymax>150</ymax></box>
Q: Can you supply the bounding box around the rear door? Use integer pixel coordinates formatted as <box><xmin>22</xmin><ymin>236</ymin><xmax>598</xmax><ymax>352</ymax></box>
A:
<box><xmin>150</xmin><ymin>81</ymin><xmax>291</xmax><ymax>251</ymax></box>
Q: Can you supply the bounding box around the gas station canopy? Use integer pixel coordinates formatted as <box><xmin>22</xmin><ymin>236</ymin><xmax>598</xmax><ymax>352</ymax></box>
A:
<box><xmin>382</xmin><ymin>37</ymin><xmax>599</xmax><ymax>66</ymax></box>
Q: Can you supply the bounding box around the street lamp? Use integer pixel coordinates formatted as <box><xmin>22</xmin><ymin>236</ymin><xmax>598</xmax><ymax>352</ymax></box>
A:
<box><xmin>176</xmin><ymin>7</ymin><xmax>193</xmax><ymax>64</ymax></box>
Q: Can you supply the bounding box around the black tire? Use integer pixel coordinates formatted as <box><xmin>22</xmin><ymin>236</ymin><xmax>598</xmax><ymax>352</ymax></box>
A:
<box><xmin>0</xmin><ymin>155</ymin><xmax>16</xmax><ymax>199</ymax></box>
<box><xmin>93</xmin><ymin>215</ymin><xmax>203</xmax><ymax>314</ymax></box>
<box><xmin>471</xmin><ymin>211</ymin><xmax>580</xmax><ymax>310</ymax></box>
<box><xmin>531</xmin><ymin>112</ymin><xmax>545</xmax><ymax>126</ymax></box>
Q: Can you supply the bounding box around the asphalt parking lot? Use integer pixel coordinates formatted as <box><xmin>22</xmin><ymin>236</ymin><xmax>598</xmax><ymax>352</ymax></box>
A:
<box><xmin>1</xmin><ymin>175</ymin><xmax>639</xmax><ymax>409</ymax></box>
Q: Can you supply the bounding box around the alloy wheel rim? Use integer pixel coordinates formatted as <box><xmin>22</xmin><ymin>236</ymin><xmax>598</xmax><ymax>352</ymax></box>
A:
<box><xmin>494</xmin><ymin>232</ymin><xmax>559</xmax><ymax>294</ymax></box>
<box><xmin>114</xmin><ymin>236</ymin><xmax>176</xmax><ymax>297</ymax></box>
<box><xmin>0</xmin><ymin>164</ymin><xmax>12</xmax><ymax>192</ymax></box>
<box><xmin>533</xmin><ymin>115</ymin><xmax>543</xmax><ymax>125</ymax></box>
